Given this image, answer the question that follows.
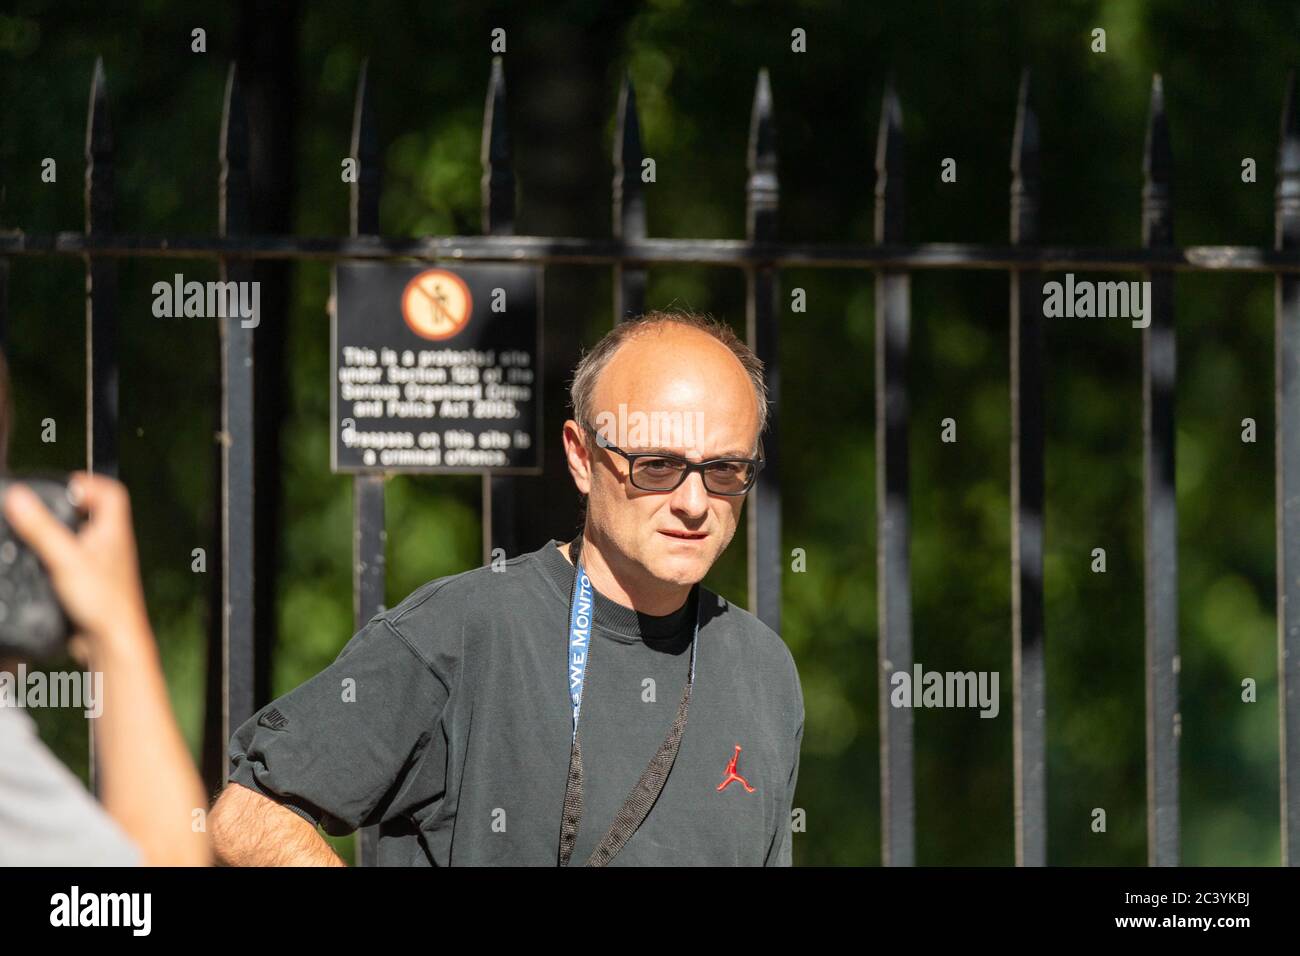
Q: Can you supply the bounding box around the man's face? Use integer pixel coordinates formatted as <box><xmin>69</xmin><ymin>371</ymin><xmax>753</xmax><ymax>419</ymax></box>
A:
<box><xmin>566</xmin><ymin>325</ymin><xmax>761</xmax><ymax>590</ymax></box>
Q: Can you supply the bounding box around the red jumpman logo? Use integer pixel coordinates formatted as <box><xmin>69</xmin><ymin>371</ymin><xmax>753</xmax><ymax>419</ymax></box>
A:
<box><xmin>716</xmin><ymin>744</ymin><xmax>756</xmax><ymax>793</ymax></box>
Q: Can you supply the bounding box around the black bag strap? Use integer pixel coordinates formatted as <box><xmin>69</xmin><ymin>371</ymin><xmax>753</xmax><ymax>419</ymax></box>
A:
<box><xmin>559</xmin><ymin>668</ymin><xmax>693</xmax><ymax>867</ymax></box>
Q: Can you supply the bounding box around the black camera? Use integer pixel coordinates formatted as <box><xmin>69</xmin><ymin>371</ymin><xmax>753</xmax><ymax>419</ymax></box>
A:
<box><xmin>0</xmin><ymin>475</ymin><xmax>85</xmax><ymax>661</ymax></box>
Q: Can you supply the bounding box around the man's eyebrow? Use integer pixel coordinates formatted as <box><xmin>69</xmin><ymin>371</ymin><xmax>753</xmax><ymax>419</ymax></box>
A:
<box><xmin>635</xmin><ymin>446</ymin><xmax>754</xmax><ymax>458</ymax></box>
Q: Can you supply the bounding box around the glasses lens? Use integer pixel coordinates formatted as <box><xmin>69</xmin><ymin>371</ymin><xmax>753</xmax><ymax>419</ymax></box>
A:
<box><xmin>703</xmin><ymin>460</ymin><xmax>755</xmax><ymax>494</ymax></box>
<box><xmin>628</xmin><ymin>456</ymin><xmax>758</xmax><ymax>494</ymax></box>
<box><xmin>632</xmin><ymin>456</ymin><xmax>689</xmax><ymax>490</ymax></box>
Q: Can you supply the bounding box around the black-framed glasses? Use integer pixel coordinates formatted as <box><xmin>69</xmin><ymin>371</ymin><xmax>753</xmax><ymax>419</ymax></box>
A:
<box><xmin>582</xmin><ymin>420</ymin><xmax>764</xmax><ymax>495</ymax></box>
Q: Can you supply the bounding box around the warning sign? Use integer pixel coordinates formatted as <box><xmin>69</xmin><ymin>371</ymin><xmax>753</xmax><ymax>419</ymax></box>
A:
<box><xmin>401</xmin><ymin>269</ymin><xmax>473</xmax><ymax>340</ymax></box>
<box><xmin>331</xmin><ymin>262</ymin><xmax>543</xmax><ymax>474</ymax></box>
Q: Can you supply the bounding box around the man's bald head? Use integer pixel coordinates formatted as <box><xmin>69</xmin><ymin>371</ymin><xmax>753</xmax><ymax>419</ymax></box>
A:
<box><xmin>561</xmin><ymin>310</ymin><xmax>768</xmax><ymax>605</ymax></box>
<box><xmin>569</xmin><ymin>310</ymin><xmax>768</xmax><ymax>456</ymax></box>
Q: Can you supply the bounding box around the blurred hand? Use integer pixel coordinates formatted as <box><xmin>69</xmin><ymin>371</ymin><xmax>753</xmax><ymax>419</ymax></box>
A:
<box><xmin>2</xmin><ymin>472</ymin><xmax>151</xmax><ymax>648</ymax></box>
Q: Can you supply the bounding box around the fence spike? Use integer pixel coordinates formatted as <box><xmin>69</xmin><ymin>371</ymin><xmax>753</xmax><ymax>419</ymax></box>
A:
<box><xmin>220</xmin><ymin>63</ymin><xmax>248</xmax><ymax>168</ymax></box>
<box><xmin>1011</xmin><ymin>68</ymin><xmax>1039</xmax><ymax>245</ymax></box>
<box><xmin>85</xmin><ymin>56</ymin><xmax>113</xmax><ymax>233</ymax></box>
<box><xmin>748</xmin><ymin>68</ymin><xmax>776</xmax><ymax>178</ymax></box>
<box><xmin>875</xmin><ymin>79</ymin><xmax>904</xmax><ymax>243</ymax></box>
<box><xmin>351</xmin><ymin>58</ymin><xmax>380</xmax><ymax>236</ymax></box>
<box><xmin>1142</xmin><ymin>73</ymin><xmax>1173</xmax><ymax>247</ymax></box>
<box><xmin>481</xmin><ymin>55</ymin><xmax>515</xmax><ymax>235</ymax></box>
<box><xmin>1144</xmin><ymin>75</ymin><xmax>1172</xmax><ymax>188</ymax></box>
<box><xmin>85</xmin><ymin>57</ymin><xmax>112</xmax><ymax>164</ymax></box>
<box><xmin>613</xmin><ymin>70</ymin><xmax>645</xmax><ymax>239</ymax></box>
<box><xmin>746</xmin><ymin>68</ymin><xmax>778</xmax><ymax>241</ymax></box>
<box><xmin>613</xmin><ymin>68</ymin><xmax>647</xmax><ymax>322</ymax></box>
<box><xmin>219</xmin><ymin>63</ymin><xmax>250</xmax><ymax>237</ymax></box>
<box><xmin>1280</xmin><ymin>71</ymin><xmax>1300</xmax><ymax>189</ymax></box>
<box><xmin>1012</xmin><ymin>70</ymin><xmax>1039</xmax><ymax>181</ymax></box>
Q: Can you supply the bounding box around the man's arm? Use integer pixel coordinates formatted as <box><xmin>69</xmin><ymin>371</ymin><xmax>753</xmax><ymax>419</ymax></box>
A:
<box><xmin>210</xmin><ymin>782</ymin><xmax>345</xmax><ymax>867</ymax></box>
<box><xmin>216</xmin><ymin>611</ymin><xmax>453</xmax><ymax>866</ymax></box>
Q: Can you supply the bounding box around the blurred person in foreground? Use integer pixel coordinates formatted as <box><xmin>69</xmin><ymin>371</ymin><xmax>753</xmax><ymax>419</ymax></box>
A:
<box><xmin>0</xmin><ymin>349</ymin><xmax>210</xmax><ymax>866</ymax></box>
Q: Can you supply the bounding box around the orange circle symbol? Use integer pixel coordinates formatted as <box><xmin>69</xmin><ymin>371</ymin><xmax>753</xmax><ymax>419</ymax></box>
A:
<box><xmin>401</xmin><ymin>269</ymin><xmax>473</xmax><ymax>341</ymax></box>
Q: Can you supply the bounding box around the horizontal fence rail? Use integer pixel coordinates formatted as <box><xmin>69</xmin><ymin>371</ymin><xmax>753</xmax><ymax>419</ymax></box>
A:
<box><xmin>8</xmin><ymin>233</ymin><xmax>1300</xmax><ymax>271</ymax></box>
<box><xmin>2</xmin><ymin>52</ymin><xmax>1298</xmax><ymax>868</ymax></box>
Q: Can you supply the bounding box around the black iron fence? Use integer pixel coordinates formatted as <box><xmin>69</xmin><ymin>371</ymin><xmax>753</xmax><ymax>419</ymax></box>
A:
<box><xmin>3</xmin><ymin>54</ymin><xmax>1299</xmax><ymax>867</ymax></box>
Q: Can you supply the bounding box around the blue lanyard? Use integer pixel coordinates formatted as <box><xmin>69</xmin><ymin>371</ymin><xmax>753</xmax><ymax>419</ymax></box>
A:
<box><xmin>568</xmin><ymin>560</ymin><xmax>700</xmax><ymax>744</ymax></box>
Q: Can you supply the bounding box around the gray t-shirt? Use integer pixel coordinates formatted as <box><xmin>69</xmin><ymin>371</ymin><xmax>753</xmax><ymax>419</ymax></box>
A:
<box><xmin>0</xmin><ymin>700</ymin><xmax>141</xmax><ymax>865</ymax></box>
<box><xmin>229</xmin><ymin>539</ymin><xmax>804</xmax><ymax>866</ymax></box>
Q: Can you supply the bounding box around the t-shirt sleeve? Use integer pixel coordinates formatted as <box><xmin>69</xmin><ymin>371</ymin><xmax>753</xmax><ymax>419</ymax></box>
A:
<box><xmin>0</xmin><ymin>708</ymin><xmax>142</xmax><ymax>866</ymax></box>
<box><xmin>764</xmin><ymin>717</ymin><xmax>803</xmax><ymax>867</ymax></box>
<box><xmin>227</xmin><ymin>613</ymin><xmax>452</xmax><ymax>836</ymax></box>
<box><xmin>764</xmin><ymin>642</ymin><xmax>804</xmax><ymax>867</ymax></box>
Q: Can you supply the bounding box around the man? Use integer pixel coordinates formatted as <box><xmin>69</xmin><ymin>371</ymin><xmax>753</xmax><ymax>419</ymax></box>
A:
<box><xmin>210</xmin><ymin>310</ymin><xmax>803</xmax><ymax>866</ymax></box>
<box><xmin>0</xmin><ymin>351</ymin><xmax>210</xmax><ymax>867</ymax></box>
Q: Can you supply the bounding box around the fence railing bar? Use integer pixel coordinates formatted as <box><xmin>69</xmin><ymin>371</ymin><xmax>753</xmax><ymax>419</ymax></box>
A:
<box><xmin>218</xmin><ymin>61</ymin><xmax>256</xmax><ymax>763</ymax></box>
<box><xmin>12</xmin><ymin>232</ymin><xmax>1300</xmax><ymax>272</ymax></box>
<box><xmin>875</xmin><ymin>78</ymin><xmax>914</xmax><ymax>867</ymax></box>
<box><xmin>614</xmin><ymin>70</ymin><xmax>647</xmax><ymax>323</ymax></box>
<box><xmin>1010</xmin><ymin>68</ymin><xmax>1046</xmax><ymax>867</ymax></box>
<box><xmin>1276</xmin><ymin>70</ymin><xmax>1300</xmax><ymax>867</ymax></box>
<box><xmin>480</xmin><ymin>55</ymin><xmax>520</xmax><ymax>564</ymax></box>
<box><xmin>746</xmin><ymin>67</ymin><xmax>781</xmax><ymax>632</ymax></box>
<box><xmin>1142</xmin><ymin>73</ymin><xmax>1180</xmax><ymax>866</ymax></box>
<box><xmin>84</xmin><ymin>54</ymin><xmax>118</xmax><ymax>796</ymax></box>
<box><xmin>85</xmin><ymin>56</ymin><xmax>118</xmax><ymax>480</ymax></box>
<box><xmin>349</xmin><ymin>57</ymin><xmax>386</xmax><ymax>868</ymax></box>
<box><xmin>0</xmin><ymin>90</ymin><xmax>7</xmax><ymax>348</ymax></box>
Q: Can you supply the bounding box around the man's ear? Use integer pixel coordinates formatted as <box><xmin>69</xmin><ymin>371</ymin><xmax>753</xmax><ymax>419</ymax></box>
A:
<box><xmin>561</xmin><ymin>419</ymin><xmax>593</xmax><ymax>495</ymax></box>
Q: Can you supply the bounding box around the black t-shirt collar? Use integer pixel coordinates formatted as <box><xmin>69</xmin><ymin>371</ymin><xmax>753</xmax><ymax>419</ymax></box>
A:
<box><xmin>538</xmin><ymin>539</ymin><xmax>697</xmax><ymax>647</ymax></box>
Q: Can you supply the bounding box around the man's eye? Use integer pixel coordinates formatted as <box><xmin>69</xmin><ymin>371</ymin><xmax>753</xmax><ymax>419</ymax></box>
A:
<box><xmin>706</xmin><ymin>462</ymin><xmax>744</xmax><ymax>476</ymax></box>
<box><xmin>640</xmin><ymin>458</ymin><xmax>681</xmax><ymax>475</ymax></box>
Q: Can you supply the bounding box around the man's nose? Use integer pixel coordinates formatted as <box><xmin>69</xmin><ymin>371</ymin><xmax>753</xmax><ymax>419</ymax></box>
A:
<box><xmin>668</xmin><ymin>469</ymin><xmax>711</xmax><ymax>515</ymax></box>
